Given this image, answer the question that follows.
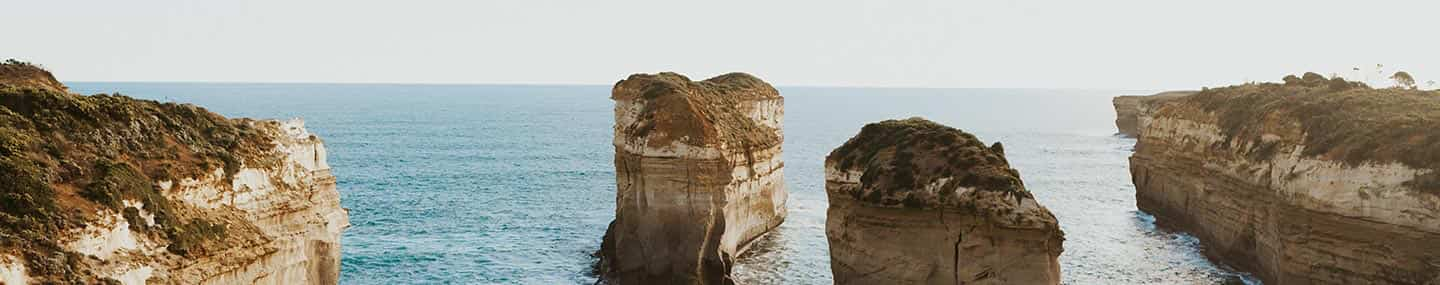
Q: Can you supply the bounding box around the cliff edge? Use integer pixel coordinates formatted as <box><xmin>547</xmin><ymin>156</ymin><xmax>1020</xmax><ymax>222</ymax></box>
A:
<box><xmin>597</xmin><ymin>72</ymin><xmax>787</xmax><ymax>284</ymax></box>
<box><xmin>0</xmin><ymin>61</ymin><xmax>348</xmax><ymax>284</ymax></box>
<box><xmin>1112</xmin><ymin>91</ymin><xmax>1195</xmax><ymax>137</ymax></box>
<box><xmin>825</xmin><ymin>117</ymin><xmax>1063</xmax><ymax>285</ymax></box>
<box><xmin>1130</xmin><ymin>73</ymin><xmax>1440</xmax><ymax>284</ymax></box>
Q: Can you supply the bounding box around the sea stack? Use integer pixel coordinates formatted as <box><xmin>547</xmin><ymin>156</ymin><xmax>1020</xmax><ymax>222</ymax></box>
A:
<box><xmin>0</xmin><ymin>61</ymin><xmax>348</xmax><ymax>284</ymax></box>
<box><xmin>597</xmin><ymin>72</ymin><xmax>787</xmax><ymax>284</ymax></box>
<box><xmin>1129</xmin><ymin>74</ymin><xmax>1440</xmax><ymax>284</ymax></box>
<box><xmin>1112</xmin><ymin>91</ymin><xmax>1195</xmax><ymax>137</ymax></box>
<box><xmin>825</xmin><ymin>118</ymin><xmax>1064</xmax><ymax>285</ymax></box>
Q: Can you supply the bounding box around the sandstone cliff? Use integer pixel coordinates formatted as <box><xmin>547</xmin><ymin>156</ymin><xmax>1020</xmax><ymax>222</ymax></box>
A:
<box><xmin>825</xmin><ymin>117</ymin><xmax>1063</xmax><ymax>285</ymax></box>
<box><xmin>0</xmin><ymin>61</ymin><xmax>348</xmax><ymax>284</ymax></box>
<box><xmin>1112</xmin><ymin>91</ymin><xmax>1195</xmax><ymax>137</ymax></box>
<box><xmin>1130</xmin><ymin>74</ymin><xmax>1440</xmax><ymax>284</ymax></box>
<box><xmin>596</xmin><ymin>72</ymin><xmax>787</xmax><ymax>284</ymax></box>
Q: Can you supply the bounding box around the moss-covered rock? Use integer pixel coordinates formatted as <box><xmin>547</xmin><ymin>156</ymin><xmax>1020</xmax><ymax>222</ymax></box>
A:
<box><xmin>827</xmin><ymin>117</ymin><xmax>1029</xmax><ymax>209</ymax></box>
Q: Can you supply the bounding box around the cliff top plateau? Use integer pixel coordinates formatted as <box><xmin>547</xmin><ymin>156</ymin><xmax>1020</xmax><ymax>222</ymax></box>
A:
<box><xmin>1115</xmin><ymin>90</ymin><xmax>1197</xmax><ymax>102</ymax></box>
<box><xmin>1157</xmin><ymin>73</ymin><xmax>1440</xmax><ymax>193</ymax></box>
<box><xmin>827</xmin><ymin>117</ymin><xmax>1034</xmax><ymax>210</ymax></box>
<box><xmin>611</xmin><ymin>72</ymin><xmax>781</xmax><ymax>151</ymax></box>
<box><xmin>0</xmin><ymin>61</ymin><xmax>297</xmax><ymax>283</ymax></box>
<box><xmin>0</xmin><ymin>60</ymin><xmax>66</xmax><ymax>94</ymax></box>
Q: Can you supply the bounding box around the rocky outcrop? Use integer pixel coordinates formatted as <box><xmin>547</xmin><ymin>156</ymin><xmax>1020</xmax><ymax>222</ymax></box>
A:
<box><xmin>0</xmin><ymin>61</ymin><xmax>347</xmax><ymax>284</ymax></box>
<box><xmin>825</xmin><ymin>117</ymin><xmax>1063</xmax><ymax>285</ymax></box>
<box><xmin>596</xmin><ymin>72</ymin><xmax>787</xmax><ymax>284</ymax></box>
<box><xmin>0</xmin><ymin>60</ymin><xmax>66</xmax><ymax>94</ymax></box>
<box><xmin>1113</xmin><ymin>91</ymin><xmax>1195</xmax><ymax>137</ymax></box>
<box><xmin>1130</xmin><ymin>75</ymin><xmax>1440</xmax><ymax>284</ymax></box>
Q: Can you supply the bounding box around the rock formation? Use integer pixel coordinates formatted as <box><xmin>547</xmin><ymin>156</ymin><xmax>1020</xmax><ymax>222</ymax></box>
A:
<box><xmin>825</xmin><ymin>117</ymin><xmax>1064</xmax><ymax>285</ymax></box>
<box><xmin>0</xmin><ymin>61</ymin><xmax>348</xmax><ymax>284</ymax></box>
<box><xmin>596</xmin><ymin>72</ymin><xmax>787</xmax><ymax>284</ymax></box>
<box><xmin>1129</xmin><ymin>74</ymin><xmax>1440</xmax><ymax>284</ymax></box>
<box><xmin>1112</xmin><ymin>91</ymin><xmax>1195</xmax><ymax>137</ymax></box>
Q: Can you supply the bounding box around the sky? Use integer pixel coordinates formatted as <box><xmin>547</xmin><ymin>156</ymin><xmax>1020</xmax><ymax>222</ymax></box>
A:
<box><xmin>5</xmin><ymin>0</ymin><xmax>1439</xmax><ymax>89</ymax></box>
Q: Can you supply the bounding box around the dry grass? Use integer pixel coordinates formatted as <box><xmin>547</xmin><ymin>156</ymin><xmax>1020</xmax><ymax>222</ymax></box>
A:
<box><xmin>1183</xmin><ymin>75</ymin><xmax>1440</xmax><ymax>193</ymax></box>
<box><xmin>611</xmin><ymin>72</ymin><xmax>782</xmax><ymax>152</ymax></box>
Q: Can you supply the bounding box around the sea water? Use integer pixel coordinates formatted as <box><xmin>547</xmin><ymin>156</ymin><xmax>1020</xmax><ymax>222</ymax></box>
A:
<box><xmin>69</xmin><ymin>82</ymin><xmax>1253</xmax><ymax>284</ymax></box>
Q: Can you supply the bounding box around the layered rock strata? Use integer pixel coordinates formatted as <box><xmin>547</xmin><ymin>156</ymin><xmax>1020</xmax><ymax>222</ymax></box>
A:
<box><xmin>825</xmin><ymin>117</ymin><xmax>1063</xmax><ymax>285</ymax></box>
<box><xmin>1113</xmin><ymin>91</ymin><xmax>1196</xmax><ymax>137</ymax></box>
<box><xmin>596</xmin><ymin>72</ymin><xmax>787</xmax><ymax>284</ymax></box>
<box><xmin>1130</xmin><ymin>75</ymin><xmax>1440</xmax><ymax>284</ymax></box>
<box><xmin>0</xmin><ymin>61</ymin><xmax>348</xmax><ymax>284</ymax></box>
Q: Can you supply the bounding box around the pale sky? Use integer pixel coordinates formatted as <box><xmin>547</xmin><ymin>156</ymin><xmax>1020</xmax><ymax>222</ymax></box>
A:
<box><xmin>6</xmin><ymin>0</ymin><xmax>1439</xmax><ymax>89</ymax></box>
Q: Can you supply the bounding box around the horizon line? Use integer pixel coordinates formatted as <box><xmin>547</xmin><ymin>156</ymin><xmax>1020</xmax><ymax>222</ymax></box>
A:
<box><xmin>63</xmin><ymin>80</ymin><xmax>1163</xmax><ymax>93</ymax></box>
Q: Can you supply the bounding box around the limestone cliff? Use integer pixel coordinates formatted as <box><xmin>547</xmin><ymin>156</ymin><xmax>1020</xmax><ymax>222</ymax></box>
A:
<box><xmin>1112</xmin><ymin>91</ymin><xmax>1195</xmax><ymax>137</ymax></box>
<box><xmin>596</xmin><ymin>72</ymin><xmax>787</xmax><ymax>284</ymax></box>
<box><xmin>1130</xmin><ymin>75</ymin><xmax>1440</xmax><ymax>284</ymax></box>
<box><xmin>0</xmin><ymin>61</ymin><xmax>348</xmax><ymax>284</ymax></box>
<box><xmin>825</xmin><ymin>117</ymin><xmax>1063</xmax><ymax>285</ymax></box>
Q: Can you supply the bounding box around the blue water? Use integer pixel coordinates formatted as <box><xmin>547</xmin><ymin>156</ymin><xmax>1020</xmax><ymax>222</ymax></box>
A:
<box><xmin>68</xmin><ymin>82</ymin><xmax>1253</xmax><ymax>284</ymax></box>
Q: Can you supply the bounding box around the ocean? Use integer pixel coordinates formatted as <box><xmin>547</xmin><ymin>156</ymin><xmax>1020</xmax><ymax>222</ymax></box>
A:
<box><xmin>68</xmin><ymin>82</ymin><xmax>1253</xmax><ymax>284</ymax></box>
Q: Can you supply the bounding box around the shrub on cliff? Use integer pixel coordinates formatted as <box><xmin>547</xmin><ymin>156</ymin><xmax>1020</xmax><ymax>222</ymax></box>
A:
<box><xmin>0</xmin><ymin>82</ymin><xmax>270</xmax><ymax>282</ymax></box>
<box><xmin>1182</xmin><ymin>74</ymin><xmax>1440</xmax><ymax>193</ymax></box>
<box><xmin>1391</xmin><ymin>71</ymin><xmax>1417</xmax><ymax>89</ymax></box>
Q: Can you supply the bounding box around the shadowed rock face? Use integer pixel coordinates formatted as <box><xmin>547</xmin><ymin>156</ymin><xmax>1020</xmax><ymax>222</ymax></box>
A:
<box><xmin>0</xmin><ymin>62</ymin><xmax>347</xmax><ymax>284</ymax></box>
<box><xmin>1130</xmin><ymin>78</ymin><xmax>1440</xmax><ymax>284</ymax></box>
<box><xmin>825</xmin><ymin>117</ymin><xmax>1063</xmax><ymax>285</ymax></box>
<box><xmin>597</xmin><ymin>72</ymin><xmax>786</xmax><ymax>284</ymax></box>
<box><xmin>1112</xmin><ymin>91</ymin><xmax>1196</xmax><ymax>137</ymax></box>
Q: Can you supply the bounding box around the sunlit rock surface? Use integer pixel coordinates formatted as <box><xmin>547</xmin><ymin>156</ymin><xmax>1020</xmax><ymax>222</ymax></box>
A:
<box><xmin>596</xmin><ymin>72</ymin><xmax>787</xmax><ymax>284</ymax></box>
<box><xmin>825</xmin><ymin>117</ymin><xmax>1064</xmax><ymax>285</ymax></box>
<box><xmin>0</xmin><ymin>62</ymin><xmax>347</xmax><ymax>284</ymax></box>
<box><xmin>1112</xmin><ymin>91</ymin><xmax>1195</xmax><ymax>137</ymax></box>
<box><xmin>1129</xmin><ymin>77</ymin><xmax>1440</xmax><ymax>284</ymax></box>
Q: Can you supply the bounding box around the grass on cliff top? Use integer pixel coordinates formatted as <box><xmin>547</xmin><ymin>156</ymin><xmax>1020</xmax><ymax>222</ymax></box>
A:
<box><xmin>1182</xmin><ymin>73</ymin><xmax>1440</xmax><ymax>193</ymax></box>
<box><xmin>612</xmin><ymin>72</ymin><xmax>782</xmax><ymax>152</ymax></box>
<box><xmin>0</xmin><ymin>63</ymin><xmax>267</xmax><ymax>282</ymax></box>
<box><xmin>828</xmin><ymin>117</ymin><xmax>1029</xmax><ymax>208</ymax></box>
<box><xmin>0</xmin><ymin>59</ymin><xmax>66</xmax><ymax>93</ymax></box>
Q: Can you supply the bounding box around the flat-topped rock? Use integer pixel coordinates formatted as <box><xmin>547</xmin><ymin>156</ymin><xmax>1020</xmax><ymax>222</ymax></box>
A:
<box><xmin>598</xmin><ymin>72</ymin><xmax>787</xmax><ymax>284</ymax></box>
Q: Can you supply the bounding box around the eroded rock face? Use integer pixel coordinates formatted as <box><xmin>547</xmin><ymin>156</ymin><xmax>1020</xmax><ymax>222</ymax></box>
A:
<box><xmin>825</xmin><ymin>117</ymin><xmax>1063</xmax><ymax>285</ymax></box>
<box><xmin>1130</xmin><ymin>78</ymin><xmax>1440</xmax><ymax>284</ymax></box>
<box><xmin>0</xmin><ymin>62</ymin><xmax>347</xmax><ymax>284</ymax></box>
<box><xmin>1112</xmin><ymin>91</ymin><xmax>1195</xmax><ymax>137</ymax></box>
<box><xmin>596</xmin><ymin>72</ymin><xmax>787</xmax><ymax>284</ymax></box>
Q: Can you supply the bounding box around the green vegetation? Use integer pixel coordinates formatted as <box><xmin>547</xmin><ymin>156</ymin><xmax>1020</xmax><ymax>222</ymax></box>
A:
<box><xmin>0</xmin><ymin>61</ymin><xmax>267</xmax><ymax>282</ymax></box>
<box><xmin>2</xmin><ymin>59</ymin><xmax>36</xmax><ymax>67</ymax></box>
<box><xmin>1391</xmin><ymin>71</ymin><xmax>1417</xmax><ymax>89</ymax></box>
<box><xmin>1184</xmin><ymin>73</ymin><xmax>1440</xmax><ymax>194</ymax></box>
<box><xmin>829</xmin><ymin>117</ymin><xmax>1029</xmax><ymax>208</ymax></box>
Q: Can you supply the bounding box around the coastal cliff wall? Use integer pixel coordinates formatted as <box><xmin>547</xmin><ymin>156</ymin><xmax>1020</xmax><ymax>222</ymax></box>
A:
<box><xmin>597</xmin><ymin>72</ymin><xmax>787</xmax><ymax>284</ymax></box>
<box><xmin>0</xmin><ymin>61</ymin><xmax>348</xmax><ymax>284</ymax></box>
<box><xmin>825</xmin><ymin>118</ymin><xmax>1063</xmax><ymax>285</ymax></box>
<box><xmin>1113</xmin><ymin>91</ymin><xmax>1195</xmax><ymax>137</ymax></box>
<box><xmin>1129</xmin><ymin>76</ymin><xmax>1440</xmax><ymax>284</ymax></box>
